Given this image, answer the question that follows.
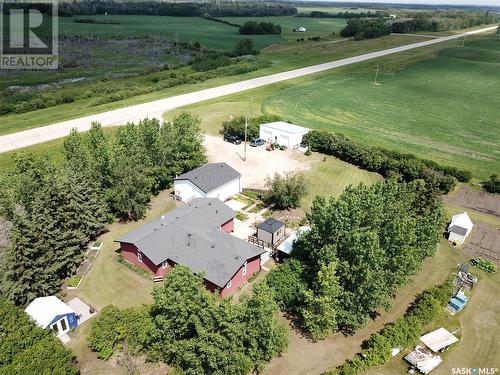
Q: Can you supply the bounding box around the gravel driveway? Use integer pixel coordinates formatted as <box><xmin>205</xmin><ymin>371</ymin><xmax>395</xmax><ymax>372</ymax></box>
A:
<box><xmin>204</xmin><ymin>135</ymin><xmax>314</xmax><ymax>189</ymax></box>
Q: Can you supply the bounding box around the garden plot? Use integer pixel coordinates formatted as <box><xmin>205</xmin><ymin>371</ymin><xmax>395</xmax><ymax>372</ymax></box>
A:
<box><xmin>463</xmin><ymin>223</ymin><xmax>500</xmax><ymax>264</ymax></box>
<box><xmin>443</xmin><ymin>186</ymin><xmax>500</xmax><ymax>218</ymax></box>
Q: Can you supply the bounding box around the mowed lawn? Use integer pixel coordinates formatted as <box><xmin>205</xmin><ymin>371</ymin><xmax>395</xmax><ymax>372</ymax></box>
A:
<box><xmin>262</xmin><ymin>37</ymin><xmax>500</xmax><ymax>179</ymax></box>
<box><xmin>69</xmin><ymin>190</ymin><xmax>176</xmax><ymax>310</ymax></box>
<box><xmin>57</xmin><ymin>15</ymin><xmax>283</xmax><ymax>50</ymax></box>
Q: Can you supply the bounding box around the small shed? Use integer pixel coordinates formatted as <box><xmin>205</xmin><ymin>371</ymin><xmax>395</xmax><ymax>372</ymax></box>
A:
<box><xmin>420</xmin><ymin>328</ymin><xmax>459</xmax><ymax>352</ymax></box>
<box><xmin>257</xmin><ymin>218</ymin><xmax>285</xmax><ymax>247</ymax></box>
<box><xmin>277</xmin><ymin>226</ymin><xmax>311</xmax><ymax>260</ymax></box>
<box><xmin>259</xmin><ymin>122</ymin><xmax>310</xmax><ymax>149</ymax></box>
<box><xmin>25</xmin><ymin>296</ymin><xmax>78</xmax><ymax>336</ymax></box>
<box><xmin>447</xmin><ymin>212</ymin><xmax>473</xmax><ymax>244</ymax></box>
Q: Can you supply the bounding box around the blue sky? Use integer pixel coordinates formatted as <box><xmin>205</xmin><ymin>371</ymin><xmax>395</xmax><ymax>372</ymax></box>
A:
<box><xmin>321</xmin><ymin>0</ymin><xmax>500</xmax><ymax>5</ymax></box>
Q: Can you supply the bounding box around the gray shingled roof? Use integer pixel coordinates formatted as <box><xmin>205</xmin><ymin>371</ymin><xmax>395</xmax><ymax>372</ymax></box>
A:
<box><xmin>450</xmin><ymin>225</ymin><xmax>468</xmax><ymax>236</ymax></box>
<box><xmin>174</xmin><ymin>163</ymin><xmax>241</xmax><ymax>193</ymax></box>
<box><xmin>258</xmin><ymin>218</ymin><xmax>285</xmax><ymax>234</ymax></box>
<box><xmin>116</xmin><ymin>198</ymin><xmax>264</xmax><ymax>288</ymax></box>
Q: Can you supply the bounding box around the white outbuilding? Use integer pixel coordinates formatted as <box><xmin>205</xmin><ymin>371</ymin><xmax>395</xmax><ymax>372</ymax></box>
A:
<box><xmin>448</xmin><ymin>212</ymin><xmax>473</xmax><ymax>244</ymax></box>
<box><xmin>259</xmin><ymin>121</ymin><xmax>310</xmax><ymax>149</ymax></box>
<box><xmin>174</xmin><ymin>162</ymin><xmax>241</xmax><ymax>202</ymax></box>
<box><xmin>25</xmin><ymin>296</ymin><xmax>78</xmax><ymax>337</ymax></box>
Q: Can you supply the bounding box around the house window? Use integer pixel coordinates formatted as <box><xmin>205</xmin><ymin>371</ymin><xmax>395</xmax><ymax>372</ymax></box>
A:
<box><xmin>242</xmin><ymin>261</ymin><xmax>247</xmax><ymax>276</ymax></box>
<box><xmin>60</xmin><ymin>318</ymin><xmax>67</xmax><ymax>332</ymax></box>
<box><xmin>227</xmin><ymin>280</ymin><xmax>232</xmax><ymax>289</ymax></box>
<box><xmin>137</xmin><ymin>252</ymin><xmax>143</xmax><ymax>262</ymax></box>
<box><xmin>162</xmin><ymin>261</ymin><xmax>168</xmax><ymax>269</ymax></box>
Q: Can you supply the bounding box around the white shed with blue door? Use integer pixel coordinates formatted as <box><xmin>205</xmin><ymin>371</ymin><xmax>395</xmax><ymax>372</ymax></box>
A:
<box><xmin>25</xmin><ymin>296</ymin><xmax>78</xmax><ymax>337</ymax></box>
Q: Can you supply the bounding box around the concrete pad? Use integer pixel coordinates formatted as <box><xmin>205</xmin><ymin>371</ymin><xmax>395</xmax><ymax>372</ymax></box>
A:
<box><xmin>225</xmin><ymin>199</ymin><xmax>246</xmax><ymax>212</ymax></box>
<box><xmin>68</xmin><ymin>297</ymin><xmax>97</xmax><ymax>326</ymax></box>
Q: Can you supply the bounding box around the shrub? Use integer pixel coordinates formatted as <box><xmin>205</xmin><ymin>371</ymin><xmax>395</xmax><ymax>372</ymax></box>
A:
<box><xmin>265</xmin><ymin>171</ymin><xmax>309</xmax><ymax>209</ymax></box>
<box><xmin>470</xmin><ymin>257</ymin><xmax>497</xmax><ymax>273</ymax></box>
<box><xmin>482</xmin><ymin>174</ymin><xmax>500</xmax><ymax>194</ymax></box>
<box><xmin>266</xmin><ymin>259</ymin><xmax>308</xmax><ymax>310</ymax></box>
<box><xmin>88</xmin><ymin>305</ymin><xmax>153</xmax><ymax>360</ymax></box>
<box><xmin>221</xmin><ymin>113</ymin><xmax>281</xmax><ymax>139</ymax></box>
<box><xmin>239</xmin><ymin>21</ymin><xmax>282</xmax><ymax>35</ymax></box>
<box><xmin>234</xmin><ymin>38</ymin><xmax>257</xmax><ymax>56</ymax></box>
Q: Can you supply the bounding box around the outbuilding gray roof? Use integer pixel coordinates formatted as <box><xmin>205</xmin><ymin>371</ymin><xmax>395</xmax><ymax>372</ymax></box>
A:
<box><xmin>174</xmin><ymin>163</ymin><xmax>241</xmax><ymax>193</ymax></box>
<box><xmin>450</xmin><ymin>225</ymin><xmax>468</xmax><ymax>236</ymax></box>
<box><xmin>116</xmin><ymin>198</ymin><xmax>264</xmax><ymax>288</ymax></box>
<box><xmin>258</xmin><ymin>218</ymin><xmax>285</xmax><ymax>234</ymax></box>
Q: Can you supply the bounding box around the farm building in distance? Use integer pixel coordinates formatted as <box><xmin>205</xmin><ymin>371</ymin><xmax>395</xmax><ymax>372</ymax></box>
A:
<box><xmin>25</xmin><ymin>296</ymin><xmax>78</xmax><ymax>337</ymax></box>
<box><xmin>174</xmin><ymin>162</ymin><xmax>241</xmax><ymax>202</ymax></box>
<box><xmin>448</xmin><ymin>212</ymin><xmax>473</xmax><ymax>244</ymax></box>
<box><xmin>116</xmin><ymin>198</ymin><xmax>265</xmax><ymax>298</ymax></box>
<box><xmin>259</xmin><ymin>121</ymin><xmax>310</xmax><ymax>149</ymax></box>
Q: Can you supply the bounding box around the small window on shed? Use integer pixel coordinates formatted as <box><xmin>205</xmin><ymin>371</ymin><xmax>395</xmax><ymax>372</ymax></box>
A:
<box><xmin>137</xmin><ymin>252</ymin><xmax>143</xmax><ymax>262</ymax></box>
<box><xmin>227</xmin><ymin>280</ymin><xmax>232</xmax><ymax>289</ymax></box>
<box><xmin>242</xmin><ymin>261</ymin><xmax>248</xmax><ymax>276</ymax></box>
<box><xmin>162</xmin><ymin>261</ymin><xmax>168</xmax><ymax>269</ymax></box>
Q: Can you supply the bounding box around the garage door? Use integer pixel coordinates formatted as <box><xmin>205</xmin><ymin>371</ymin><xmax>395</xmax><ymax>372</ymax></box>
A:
<box><xmin>279</xmin><ymin>134</ymin><xmax>290</xmax><ymax>148</ymax></box>
<box><xmin>261</xmin><ymin>130</ymin><xmax>272</xmax><ymax>143</ymax></box>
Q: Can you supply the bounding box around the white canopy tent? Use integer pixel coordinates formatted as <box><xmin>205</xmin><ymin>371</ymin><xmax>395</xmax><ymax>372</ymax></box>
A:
<box><xmin>420</xmin><ymin>328</ymin><xmax>459</xmax><ymax>352</ymax></box>
<box><xmin>405</xmin><ymin>346</ymin><xmax>443</xmax><ymax>374</ymax></box>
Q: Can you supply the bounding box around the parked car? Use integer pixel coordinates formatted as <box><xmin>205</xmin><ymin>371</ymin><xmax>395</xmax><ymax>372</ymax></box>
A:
<box><xmin>223</xmin><ymin>133</ymin><xmax>241</xmax><ymax>145</ymax></box>
<box><xmin>249</xmin><ymin>138</ymin><xmax>265</xmax><ymax>147</ymax></box>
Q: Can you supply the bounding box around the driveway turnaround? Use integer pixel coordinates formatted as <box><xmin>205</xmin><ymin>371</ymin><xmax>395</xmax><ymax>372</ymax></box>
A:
<box><xmin>0</xmin><ymin>26</ymin><xmax>496</xmax><ymax>154</ymax></box>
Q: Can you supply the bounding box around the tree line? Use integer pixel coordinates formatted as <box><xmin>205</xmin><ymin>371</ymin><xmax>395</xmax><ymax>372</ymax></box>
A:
<box><xmin>341</xmin><ymin>11</ymin><xmax>498</xmax><ymax>40</ymax></box>
<box><xmin>326</xmin><ymin>279</ymin><xmax>454</xmax><ymax>374</ymax></box>
<box><xmin>303</xmin><ymin>130</ymin><xmax>471</xmax><ymax>194</ymax></box>
<box><xmin>0</xmin><ymin>300</ymin><xmax>78</xmax><ymax>374</ymax></box>
<box><xmin>88</xmin><ymin>265</ymin><xmax>288</xmax><ymax>375</ymax></box>
<box><xmin>303</xmin><ymin>10</ymin><xmax>389</xmax><ymax>19</ymax></box>
<box><xmin>239</xmin><ymin>21</ymin><xmax>282</xmax><ymax>35</ymax></box>
<box><xmin>58</xmin><ymin>1</ymin><xmax>297</xmax><ymax>17</ymax></box>
<box><xmin>0</xmin><ymin>114</ymin><xmax>206</xmax><ymax>305</ymax></box>
<box><xmin>267</xmin><ymin>179</ymin><xmax>446</xmax><ymax>339</ymax></box>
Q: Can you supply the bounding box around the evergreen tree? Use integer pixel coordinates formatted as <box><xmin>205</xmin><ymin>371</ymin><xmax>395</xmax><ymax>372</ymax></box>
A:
<box><xmin>86</xmin><ymin>122</ymin><xmax>113</xmax><ymax>190</ymax></box>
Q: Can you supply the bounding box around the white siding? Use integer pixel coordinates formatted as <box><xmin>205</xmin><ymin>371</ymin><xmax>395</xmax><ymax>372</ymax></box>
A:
<box><xmin>257</xmin><ymin>228</ymin><xmax>273</xmax><ymax>244</ymax></box>
<box><xmin>449</xmin><ymin>232</ymin><xmax>466</xmax><ymax>244</ymax></box>
<box><xmin>174</xmin><ymin>177</ymin><xmax>240</xmax><ymax>202</ymax></box>
<box><xmin>259</xmin><ymin>125</ymin><xmax>309</xmax><ymax>149</ymax></box>
<box><xmin>174</xmin><ymin>180</ymin><xmax>204</xmax><ymax>202</ymax></box>
<box><xmin>206</xmin><ymin>177</ymin><xmax>241</xmax><ymax>201</ymax></box>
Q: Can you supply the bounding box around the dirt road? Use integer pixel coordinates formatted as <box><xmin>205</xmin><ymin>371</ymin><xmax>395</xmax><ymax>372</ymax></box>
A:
<box><xmin>0</xmin><ymin>26</ymin><xmax>496</xmax><ymax>153</ymax></box>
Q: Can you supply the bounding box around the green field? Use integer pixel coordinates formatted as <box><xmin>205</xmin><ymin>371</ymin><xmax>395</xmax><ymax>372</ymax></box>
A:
<box><xmin>220</xmin><ymin>16</ymin><xmax>346</xmax><ymax>40</ymax></box>
<box><xmin>56</xmin><ymin>15</ymin><xmax>284</xmax><ymax>50</ymax></box>
<box><xmin>262</xmin><ymin>37</ymin><xmax>500</xmax><ymax>179</ymax></box>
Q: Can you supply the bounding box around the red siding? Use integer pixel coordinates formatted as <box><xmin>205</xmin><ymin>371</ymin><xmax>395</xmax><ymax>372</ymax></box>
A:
<box><xmin>120</xmin><ymin>242</ymin><xmax>171</xmax><ymax>277</ymax></box>
<box><xmin>118</xmin><ymin>240</ymin><xmax>261</xmax><ymax>298</ymax></box>
<box><xmin>221</xmin><ymin>218</ymin><xmax>234</xmax><ymax>233</ymax></box>
<box><xmin>220</xmin><ymin>255</ymin><xmax>261</xmax><ymax>298</ymax></box>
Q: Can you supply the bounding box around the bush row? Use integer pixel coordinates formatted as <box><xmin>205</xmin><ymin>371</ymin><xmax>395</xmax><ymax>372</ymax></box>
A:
<box><xmin>303</xmin><ymin>130</ymin><xmax>471</xmax><ymax>193</ymax></box>
<box><xmin>87</xmin><ymin>58</ymin><xmax>271</xmax><ymax>108</ymax></box>
<box><xmin>0</xmin><ymin>91</ymin><xmax>75</xmax><ymax>115</ymax></box>
<box><xmin>221</xmin><ymin>113</ymin><xmax>282</xmax><ymax>139</ymax></box>
<box><xmin>470</xmin><ymin>258</ymin><xmax>497</xmax><ymax>273</ymax></box>
<box><xmin>326</xmin><ymin>280</ymin><xmax>454</xmax><ymax>375</ymax></box>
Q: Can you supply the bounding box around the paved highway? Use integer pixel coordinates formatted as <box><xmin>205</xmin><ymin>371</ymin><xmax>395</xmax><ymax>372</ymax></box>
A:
<box><xmin>0</xmin><ymin>26</ymin><xmax>496</xmax><ymax>153</ymax></box>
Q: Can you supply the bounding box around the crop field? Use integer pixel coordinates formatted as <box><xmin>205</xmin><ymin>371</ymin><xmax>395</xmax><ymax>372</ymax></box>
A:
<box><xmin>262</xmin><ymin>37</ymin><xmax>500</xmax><ymax>179</ymax></box>
<box><xmin>56</xmin><ymin>15</ymin><xmax>284</xmax><ymax>50</ymax></box>
<box><xmin>220</xmin><ymin>16</ymin><xmax>346</xmax><ymax>40</ymax></box>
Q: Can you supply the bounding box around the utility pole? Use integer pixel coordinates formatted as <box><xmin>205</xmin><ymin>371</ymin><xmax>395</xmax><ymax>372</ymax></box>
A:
<box><xmin>461</xmin><ymin>37</ymin><xmax>466</xmax><ymax>48</ymax></box>
<box><xmin>374</xmin><ymin>65</ymin><xmax>380</xmax><ymax>86</ymax></box>
<box><xmin>244</xmin><ymin>116</ymin><xmax>248</xmax><ymax>162</ymax></box>
<box><xmin>250</xmin><ymin>97</ymin><xmax>253</xmax><ymax>119</ymax></box>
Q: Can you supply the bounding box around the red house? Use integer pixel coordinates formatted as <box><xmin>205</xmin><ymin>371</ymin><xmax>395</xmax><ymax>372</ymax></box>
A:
<box><xmin>116</xmin><ymin>198</ymin><xmax>265</xmax><ymax>298</ymax></box>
